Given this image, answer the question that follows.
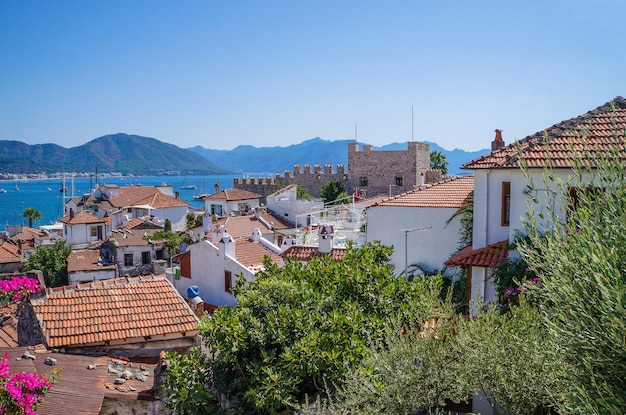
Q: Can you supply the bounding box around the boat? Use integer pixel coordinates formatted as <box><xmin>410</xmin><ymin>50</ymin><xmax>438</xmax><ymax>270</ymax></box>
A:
<box><xmin>193</xmin><ymin>193</ymin><xmax>210</xmax><ymax>200</ymax></box>
<box><xmin>181</xmin><ymin>184</ymin><xmax>197</xmax><ymax>190</ymax></box>
<box><xmin>46</xmin><ymin>187</ymin><xmax>52</xmax><ymax>191</ymax></box>
<box><xmin>59</xmin><ymin>186</ymin><xmax>68</xmax><ymax>192</ymax></box>
<box><xmin>14</xmin><ymin>182</ymin><xmax>19</xmax><ymax>191</ymax></box>
<box><xmin>0</xmin><ymin>188</ymin><xmax>6</xmax><ymax>193</ymax></box>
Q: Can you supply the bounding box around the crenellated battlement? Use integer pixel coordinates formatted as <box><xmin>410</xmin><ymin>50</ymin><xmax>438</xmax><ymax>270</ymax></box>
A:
<box><xmin>234</xmin><ymin>141</ymin><xmax>432</xmax><ymax>200</ymax></box>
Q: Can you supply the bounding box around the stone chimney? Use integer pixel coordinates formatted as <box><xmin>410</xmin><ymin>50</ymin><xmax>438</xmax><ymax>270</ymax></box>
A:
<box><xmin>214</xmin><ymin>183</ymin><xmax>220</xmax><ymax>194</ymax></box>
<box><xmin>69</xmin><ymin>209</ymin><xmax>74</xmax><ymax>220</ymax></box>
<box><xmin>492</xmin><ymin>129</ymin><xmax>505</xmax><ymax>151</ymax></box>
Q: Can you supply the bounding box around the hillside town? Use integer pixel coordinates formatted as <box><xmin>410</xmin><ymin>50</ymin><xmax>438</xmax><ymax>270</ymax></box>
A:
<box><xmin>1</xmin><ymin>97</ymin><xmax>625</xmax><ymax>414</ymax></box>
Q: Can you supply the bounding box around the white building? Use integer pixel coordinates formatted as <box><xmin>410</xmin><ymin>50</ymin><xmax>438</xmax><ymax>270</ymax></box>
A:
<box><xmin>59</xmin><ymin>210</ymin><xmax>109</xmax><ymax>247</ymax></box>
<box><xmin>168</xmin><ymin>226</ymin><xmax>282</xmax><ymax>307</ymax></box>
<box><xmin>203</xmin><ymin>188</ymin><xmax>262</xmax><ymax>217</ymax></box>
<box><xmin>266</xmin><ymin>184</ymin><xmax>323</xmax><ymax>226</ymax></box>
<box><xmin>366</xmin><ymin>176</ymin><xmax>474</xmax><ymax>277</ymax></box>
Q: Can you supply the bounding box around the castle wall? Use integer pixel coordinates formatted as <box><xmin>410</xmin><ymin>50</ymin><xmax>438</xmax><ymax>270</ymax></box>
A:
<box><xmin>233</xmin><ymin>142</ymin><xmax>434</xmax><ymax>200</ymax></box>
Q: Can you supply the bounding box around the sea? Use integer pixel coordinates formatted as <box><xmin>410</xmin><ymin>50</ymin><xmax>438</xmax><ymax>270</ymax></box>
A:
<box><xmin>0</xmin><ymin>174</ymin><xmax>241</xmax><ymax>230</ymax></box>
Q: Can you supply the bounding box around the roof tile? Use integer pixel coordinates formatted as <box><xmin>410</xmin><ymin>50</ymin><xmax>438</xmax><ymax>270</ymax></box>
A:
<box><xmin>370</xmin><ymin>176</ymin><xmax>474</xmax><ymax>208</ymax></box>
<box><xmin>445</xmin><ymin>240</ymin><xmax>509</xmax><ymax>268</ymax></box>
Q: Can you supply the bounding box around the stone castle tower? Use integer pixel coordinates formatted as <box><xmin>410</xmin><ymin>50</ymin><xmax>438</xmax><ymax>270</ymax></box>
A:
<box><xmin>233</xmin><ymin>141</ymin><xmax>437</xmax><ymax>201</ymax></box>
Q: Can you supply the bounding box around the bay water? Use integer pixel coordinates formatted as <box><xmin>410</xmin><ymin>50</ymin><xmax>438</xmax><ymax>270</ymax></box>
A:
<box><xmin>0</xmin><ymin>174</ymin><xmax>239</xmax><ymax>230</ymax></box>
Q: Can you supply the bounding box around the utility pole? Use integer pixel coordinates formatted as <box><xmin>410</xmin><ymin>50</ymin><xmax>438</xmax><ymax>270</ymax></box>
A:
<box><xmin>401</xmin><ymin>226</ymin><xmax>431</xmax><ymax>276</ymax></box>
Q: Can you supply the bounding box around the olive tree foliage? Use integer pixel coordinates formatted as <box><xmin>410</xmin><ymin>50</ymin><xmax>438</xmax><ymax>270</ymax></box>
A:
<box><xmin>23</xmin><ymin>240</ymin><xmax>71</xmax><ymax>288</ymax></box>
<box><xmin>197</xmin><ymin>242</ymin><xmax>442</xmax><ymax>415</ymax></box>
<box><xmin>518</xmin><ymin>129</ymin><xmax>626</xmax><ymax>413</ymax></box>
<box><xmin>326</xmin><ymin>299</ymin><xmax>563</xmax><ymax>415</ymax></box>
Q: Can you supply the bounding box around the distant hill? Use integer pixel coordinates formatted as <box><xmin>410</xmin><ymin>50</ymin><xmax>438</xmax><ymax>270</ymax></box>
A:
<box><xmin>188</xmin><ymin>137</ymin><xmax>488</xmax><ymax>175</ymax></box>
<box><xmin>0</xmin><ymin>133</ymin><xmax>228</xmax><ymax>175</ymax></box>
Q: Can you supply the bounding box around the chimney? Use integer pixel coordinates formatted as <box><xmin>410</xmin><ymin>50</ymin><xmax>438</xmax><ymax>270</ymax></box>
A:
<box><xmin>219</xmin><ymin>234</ymin><xmax>235</xmax><ymax>258</ymax></box>
<box><xmin>70</xmin><ymin>209</ymin><xmax>74</xmax><ymax>220</ymax></box>
<box><xmin>492</xmin><ymin>129</ymin><xmax>505</xmax><ymax>151</ymax></box>
<box><xmin>175</xmin><ymin>191</ymin><xmax>180</xmax><ymax>199</ymax></box>
<box><xmin>251</xmin><ymin>227</ymin><xmax>262</xmax><ymax>242</ymax></box>
<box><xmin>214</xmin><ymin>183</ymin><xmax>220</xmax><ymax>194</ymax></box>
<box><xmin>202</xmin><ymin>211</ymin><xmax>212</xmax><ymax>235</ymax></box>
<box><xmin>318</xmin><ymin>224</ymin><xmax>334</xmax><ymax>254</ymax></box>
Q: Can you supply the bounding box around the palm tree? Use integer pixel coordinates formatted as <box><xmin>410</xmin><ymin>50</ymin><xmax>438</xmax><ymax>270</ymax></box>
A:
<box><xmin>430</xmin><ymin>150</ymin><xmax>449</xmax><ymax>175</ymax></box>
<box><xmin>21</xmin><ymin>207</ymin><xmax>42</xmax><ymax>228</ymax></box>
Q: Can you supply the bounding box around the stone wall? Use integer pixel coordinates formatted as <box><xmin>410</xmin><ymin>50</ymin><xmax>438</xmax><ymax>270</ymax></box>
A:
<box><xmin>233</xmin><ymin>142</ymin><xmax>435</xmax><ymax>200</ymax></box>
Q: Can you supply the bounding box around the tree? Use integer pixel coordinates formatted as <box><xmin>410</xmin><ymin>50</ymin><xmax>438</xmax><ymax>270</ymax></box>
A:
<box><xmin>23</xmin><ymin>241</ymin><xmax>71</xmax><ymax>288</ymax></box>
<box><xmin>320</xmin><ymin>181</ymin><xmax>349</xmax><ymax>205</ymax></box>
<box><xmin>430</xmin><ymin>150</ymin><xmax>449</xmax><ymax>175</ymax></box>
<box><xmin>21</xmin><ymin>207</ymin><xmax>41</xmax><ymax>228</ymax></box>
<box><xmin>296</xmin><ymin>185</ymin><xmax>312</xmax><ymax>199</ymax></box>
<box><xmin>194</xmin><ymin>242</ymin><xmax>441</xmax><ymax>414</ymax></box>
<box><xmin>186</xmin><ymin>212</ymin><xmax>203</xmax><ymax>230</ymax></box>
<box><xmin>518</xmin><ymin>130</ymin><xmax>626</xmax><ymax>413</ymax></box>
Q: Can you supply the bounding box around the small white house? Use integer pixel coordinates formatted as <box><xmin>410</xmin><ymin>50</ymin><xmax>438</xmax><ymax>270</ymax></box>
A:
<box><xmin>366</xmin><ymin>176</ymin><xmax>474</xmax><ymax>277</ymax></box>
<box><xmin>67</xmin><ymin>249</ymin><xmax>116</xmax><ymax>284</ymax></box>
<box><xmin>59</xmin><ymin>210</ymin><xmax>109</xmax><ymax>247</ymax></box>
<box><xmin>266</xmin><ymin>184</ymin><xmax>323</xmax><ymax>226</ymax></box>
<box><xmin>203</xmin><ymin>188</ymin><xmax>262</xmax><ymax>217</ymax></box>
<box><xmin>168</xmin><ymin>226</ymin><xmax>282</xmax><ymax>307</ymax></box>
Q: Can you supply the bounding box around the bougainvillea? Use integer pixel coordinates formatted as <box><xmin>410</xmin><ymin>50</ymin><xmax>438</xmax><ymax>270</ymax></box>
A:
<box><xmin>0</xmin><ymin>276</ymin><xmax>43</xmax><ymax>303</ymax></box>
<box><xmin>0</xmin><ymin>353</ymin><xmax>56</xmax><ymax>414</ymax></box>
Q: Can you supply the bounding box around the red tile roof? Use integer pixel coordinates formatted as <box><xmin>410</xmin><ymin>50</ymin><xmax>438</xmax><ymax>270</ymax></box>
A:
<box><xmin>110</xmin><ymin>228</ymin><xmax>159</xmax><ymax>247</ymax></box>
<box><xmin>30</xmin><ymin>275</ymin><xmax>198</xmax><ymax>348</ymax></box>
<box><xmin>280</xmin><ymin>246</ymin><xmax>347</xmax><ymax>262</ymax></box>
<box><xmin>234</xmin><ymin>239</ymin><xmax>282</xmax><ymax>270</ymax></box>
<box><xmin>106</xmin><ymin>186</ymin><xmax>165</xmax><ymax>208</ymax></box>
<box><xmin>0</xmin><ymin>240</ymin><xmax>23</xmax><ymax>263</ymax></box>
<box><xmin>59</xmin><ymin>210</ymin><xmax>107</xmax><ymax>225</ymax></box>
<box><xmin>464</xmin><ymin>97</ymin><xmax>626</xmax><ymax>170</ymax></box>
<box><xmin>371</xmin><ymin>176</ymin><xmax>474</xmax><ymax>208</ymax></box>
<box><xmin>10</xmin><ymin>227</ymin><xmax>45</xmax><ymax>241</ymax></box>
<box><xmin>445</xmin><ymin>240</ymin><xmax>509</xmax><ymax>268</ymax></box>
<box><xmin>0</xmin><ymin>302</ymin><xmax>19</xmax><ymax>347</ymax></box>
<box><xmin>133</xmin><ymin>191</ymin><xmax>189</xmax><ymax>208</ymax></box>
<box><xmin>213</xmin><ymin>216</ymin><xmax>274</xmax><ymax>239</ymax></box>
<box><xmin>67</xmin><ymin>249</ymin><xmax>116</xmax><ymax>273</ymax></box>
<box><xmin>205</xmin><ymin>188</ymin><xmax>262</xmax><ymax>201</ymax></box>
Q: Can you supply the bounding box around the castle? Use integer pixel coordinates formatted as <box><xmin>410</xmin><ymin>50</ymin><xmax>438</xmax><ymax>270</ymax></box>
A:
<box><xmin>233</xmin><ymin>141</ymin><xmax>440</xmax><ymax>200</ymax></box>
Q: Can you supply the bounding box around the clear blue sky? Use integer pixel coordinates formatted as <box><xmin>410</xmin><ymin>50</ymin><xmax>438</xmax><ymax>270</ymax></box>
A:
<box><xmin>2</xmin><ymin>0</ymin><xmax>626</xmax><ymax>152</ymax></box>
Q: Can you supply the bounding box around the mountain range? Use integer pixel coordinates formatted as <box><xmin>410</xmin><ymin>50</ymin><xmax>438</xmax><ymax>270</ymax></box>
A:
<box><xmin>0</xmin><ymin>133</ymin><xmax>487</xmax><ymax>176</ymax></box>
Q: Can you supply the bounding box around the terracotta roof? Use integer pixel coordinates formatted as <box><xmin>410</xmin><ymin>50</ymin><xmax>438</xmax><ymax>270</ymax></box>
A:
<box><xmin>0</xmin><ymin>302</ymin><xmax>19</xmax><ymax>347</ymax></box>
<box><xmin>110</xmin><ymin>228</ymin><xmax>160</xmax><ymax>247</ymax></box>
<box><xmin>133</xmin><ymin>191</ymin><xmax>189</xmax><ymax>209</ymax></box>
<box><xmin>106</xmin><ymin>186</ymin><xmax>164</xmax><ymax>208</ymax></box>
<box><xmin>464</xmin><ymin>96</ymin><xmax>626</xmax><ymax>170</ymax></box>
<box><xmin>10</xmin><ymin>227</ymin><xmax>45</xmax><ymax>241</ymax></box>
<box><xmin>59</xmin><ymin>210</ymin><xmax>107</xmax><ymax>225</ymax></box>
<box><xmin>213</xmin><ymin>216</ymin><xmax>274</xmax><ymax>239</ymax></box>
<box><xmin>122</xmin><ymin>217</ymin><xmax>163</xmax><ymax>230</ymax></box>
<box><xmin>370</xmin><ymin>176</ymin><xmax>474</xmax><ymax>208</ymax></box>
<box><xmin>234</xmin><ymin>238</ymin><xmax>282</xmax><ymax>270</ymax></box>
<box><xmin>67</xmin><ymin>249</ymin><xmax>116</xmax><ymax>273</ymax></box>
<box><xmin>205</xmin><ymin>188</ymin><xmax>262</xmax><ymax>201</ymax></box>
<box><xmin>260</xmin><ymin>210</ymin><xmax>292</xmax><ymax>230</ymax></box>
<box><xmin>0</xmin><ymin>240</ymin><xmax>23</xmax><ymax>263</ymax></box>
<box><xmin>1</xmin><ymin>346</ymin><xmax>160</xmax><ymax>414</ymax></box>
<box><xmin>445</xmin><ymin>240</ymin><xmax>509</xmax><ymax>268</ymax></box>
<box><xmin>30</xmin><ymin>275</ymin><xmax>198</xmax><ymax>348</ymax></box>
<box><xmin>280</xmin><ymin>246</ymin><xmax>347</xmax><ymax>262</ymax></box>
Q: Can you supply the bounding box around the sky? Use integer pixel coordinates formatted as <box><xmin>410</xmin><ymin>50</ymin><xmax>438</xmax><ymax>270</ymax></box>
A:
<box><xmin>2</xmin><ymin>1</ymin><xmax>626</xmax><ymax>152</ymax></box>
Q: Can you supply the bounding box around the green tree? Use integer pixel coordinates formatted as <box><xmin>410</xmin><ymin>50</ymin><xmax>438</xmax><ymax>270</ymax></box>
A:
<box><xmin>320</xmin><ymin>181</ymin><xmax>349</xmax><ymax>205</ymax></box>
<box><xmin>150</xmin><ymin>230</ymin><xmax>188</xmax><ymax>256</ymax></box>
<box><xmin>21</xmin><ymin>207</ymin><xmax>42</xmax><ymax>228</ymax></box>
<box><xmin>430</xmin><ymin>150</ymin><xmax>449</xmax><ymax>176</ymax></box>
<box><xmin>331</xmin><ymin>299</ymin><xmax>562</xmax><ymax>415</ymax></box>
<box><xmin>164</xmin><ymin>218</ymin><xmax>172</xmax><ymax>232</ymax></box>
<box><xmin>296</xmin><ymin>185</ymin><xmax>312</xmax><ymax>199</ymax></box>
<box><xmin>186</xmin><ymin>212</ymin><xmax>203</xmax><ymax>230</ymax></box>
<box><xmin>23</xmin><ymin>240</ymin><xmax>71</xmax><ymax>287</ymax></box>
<box><xmin>518</xmin><ymin>136</ymin><xmax>626</xmax><ymax>413</ymax></box>
<box><xmin>196</xmin><ymin>242</ymin><xmax>441</xmax><ymax>414</ymax></box>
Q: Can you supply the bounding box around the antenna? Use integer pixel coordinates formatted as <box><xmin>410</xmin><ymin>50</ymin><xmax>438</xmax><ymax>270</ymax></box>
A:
<box><xmin>354</xmin><ymin>123</ymin><xmax>358</xmax><ymax>141</ymax></box>
<box><xmin>411</xmin><ymin>104</ymin><xmax>414</xmax><ymax>142</ymax></box>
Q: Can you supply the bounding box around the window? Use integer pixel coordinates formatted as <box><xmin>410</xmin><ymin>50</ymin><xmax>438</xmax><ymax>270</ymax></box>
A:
<box><xmin>90</xmin><ymin>227</ymin><xmax>98</xmax><ymax>237</ymax></box>
<box><xmin>142</xmin><ymin>251</ymin><xmax>151</xmax><ymax>265</ymax></box>
<box><xmin>395</xmin><ymin>176</ymin><xmax>403</xmax><ymax>187</ymax></box>
<box><xmin>224</xmin><ymin>270</ymin><xmax>232</xmax><ymax>293</ymax></box>
<box><xmin>155</xmin><ymin>249</ymin><xmax>164</xmax><ymax>260</ymax></box>
<box><xmin>359</xmin><ymin>176</ymin><xmax>368</xmax><ymax>187</ymax></box>
<box><xmin>124</xmin><ymin>254</ymin><xmax>133</xmax><ymax>267</ymax></box>
<box><xmin>211</xmin><ymin>204</ymin><xmax>223</xmax><ymax>216</ymax></box>
<box><xmin>501</xmin><ymin>182</ymin><xmax>511</xmax><ymax>226</ymax></box>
